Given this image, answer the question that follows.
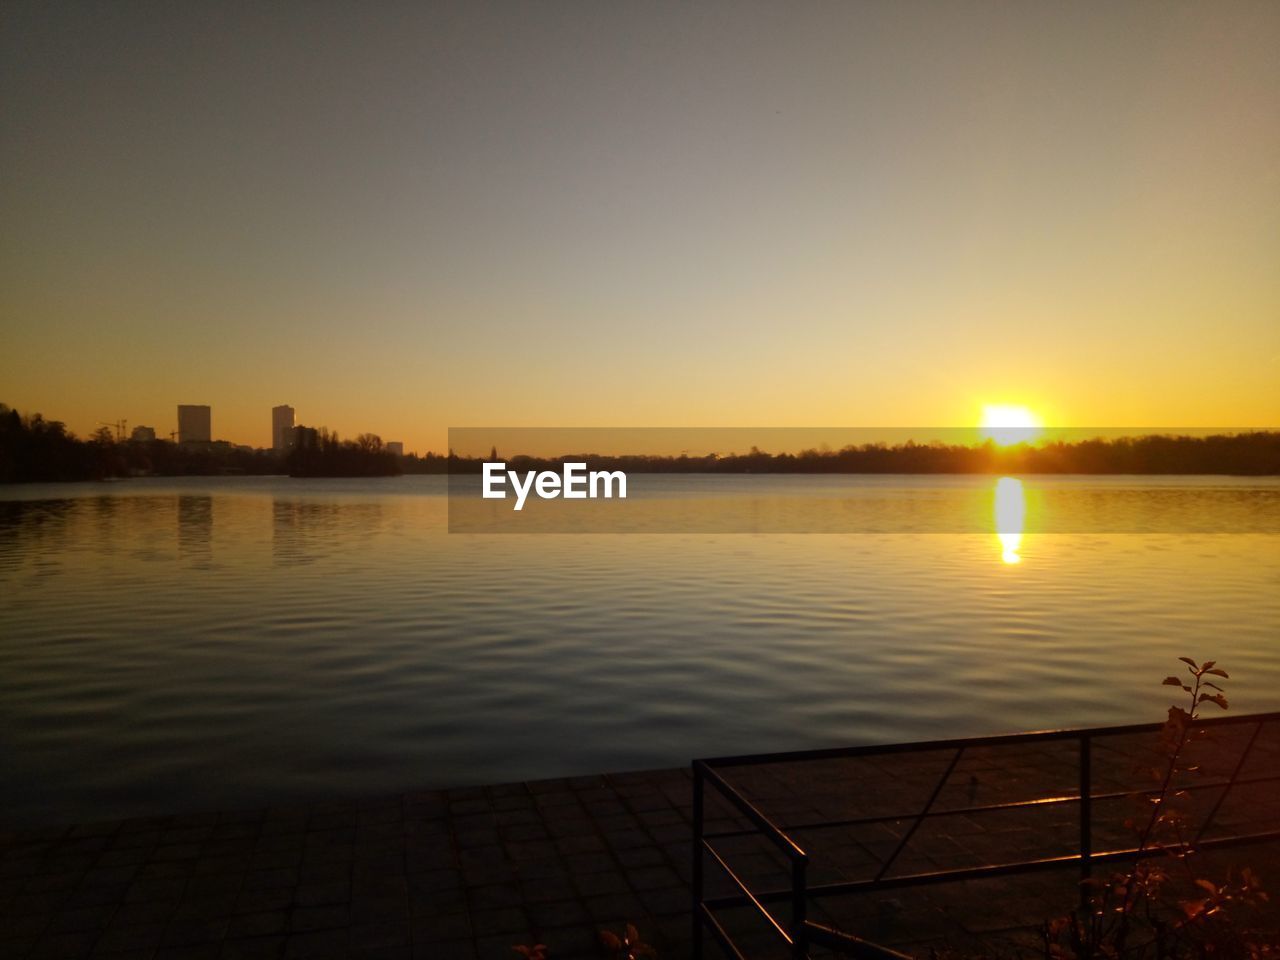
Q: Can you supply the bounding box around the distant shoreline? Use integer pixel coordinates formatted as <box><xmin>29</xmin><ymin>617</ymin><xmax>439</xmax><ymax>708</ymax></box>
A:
<box><xmin>4</xmin><ymin>403</ymin><xmax>1278</xmax><ymax>482</ymax></box>
<box><xmin>4</xmin><ymin>468</ymin><xmax>1280</xmax><ymax>489</ymax></box>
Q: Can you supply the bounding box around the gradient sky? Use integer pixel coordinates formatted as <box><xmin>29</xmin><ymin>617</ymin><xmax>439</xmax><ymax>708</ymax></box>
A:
<box><xmin>2</xmin><ymin>1</ymin><xmax>1278</xmax><ymax>453</ymax></box>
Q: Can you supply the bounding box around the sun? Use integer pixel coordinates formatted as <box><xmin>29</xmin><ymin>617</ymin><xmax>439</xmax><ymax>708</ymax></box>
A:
<box><xmin>980</xmin><ymin>404</ymin><xmax>1043</xmax><ymax>446</ymax></box>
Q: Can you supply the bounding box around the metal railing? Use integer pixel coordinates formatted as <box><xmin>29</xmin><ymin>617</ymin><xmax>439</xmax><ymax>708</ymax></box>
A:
<box><xmin>692</xmin><ymin>711</ymin><xmax>1280</xmax><ymax>960</ymax></box>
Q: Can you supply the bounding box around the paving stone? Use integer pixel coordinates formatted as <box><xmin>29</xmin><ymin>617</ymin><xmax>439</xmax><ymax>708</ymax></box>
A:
<box><xmin>562</xmin><ymin>853</ymin><xmax>614</xmax><ymax>876</ymax></box>
<box><xmin>467</xmin><ymin>882</ymin><xmax>521</xmax><ymax>911</ymax></box>
<box><xmin>459</xmin><ymin>861</ymin><xmax>515</xmax><ymax>887</ymax></box>
<box><xmin>283</xmin><ymin>929</ymin><xmax>348</xmax><ymax>958</ymax></box>
<box><xmin>475</xmin><ymin>932</ymin><xmax>538</xmax><ymax>960</ymax></box>
<box><xmin>588</xmin><ymin>868</ymin><xmax>644</xmax><ymax>901</ymax></box>
<box><xmin>160</xmin><ymin>916</ymin><xmax>228</xmax><ymax>947</ymax></box>
<box><xmin>94</xmin><ymin>920</ymin><xmax>166</xmax><ymax>953</ymax></box>
<box><xmin>24</xmin><ymin>872</ymin><xmax>84</xmax><ymax>895</ymax></box>
<box><xmin>241</xmin><ymin>868</ymin><xmax>297</xmax><ymax>890</ymax></box>
<box><xmin>236</xmin><ymin>885</ymin><xmax>293</xmax><ymax>913</ymax></box>
<box><xmin>468</xmin><ymin>906</ymin><xmax>528</xmax><ymax>935</ymax></box>
<box><xmin>221</xmin><ymin>935</ymin><xmax>287</xmax><ymax>959</ymax></box>
<box><xmin>411</xmin><ymin>939</ymin><xmax>475</xmax><ymax>960</ymax></box>
<box><xmin>615</xmin><ymin>846</ymin><xmax>665</xmax><ymax>869</ymax></box>
<box><xmin>583</xmin><ymin>892</ymin><xmax>646</xmax><ymax>924</ymax></box>
<box><xmin>290</xmin><ymin>904</ymin><xmax>350</xmax><ymax>933</ymax></box>
<box><xmin>553</xmin><ymin>835</ymin><xmax>604</xmax><ymax>856</ymax></box>
<box><xmin>348</xmin><ymin>919</ymin><xmax>408</xmax><ymax>950</ymax></box>
<box><xmin>155</xmin><ymin>944</ymin><xmax>222</xmax><ymax>960</ymax></box>
<box><xmin>518</xmin><ymin>876</ymin><xmax>576</xmax><ymax>904</ymax></box>
<box><xmin>3</xmin><ymin>755</ymin><xmax>1273</xmax><ymax>960</ymax></box>
<box><xmin>408</xmin><ymin>885</ymin><xmax>466</xmax><ymax>917</ymax></box>
<box><xmin>411</xmin><ymin>911</ymin><xmax>472</xmax><ymax>943</ymax></box>
<box><xmin>527</xmin><ymin>898</ymin><xmax>590</xmax><ymax>929</ymax></box>
<box><xmin>28</xmin><ymin>930</ymin><xmax>97</xmax><ymax>959</ymax></box>
<box><xmin>228</xmin><ymin>910</ymin><xmax>290</xmax><ymax>938</ymax></box>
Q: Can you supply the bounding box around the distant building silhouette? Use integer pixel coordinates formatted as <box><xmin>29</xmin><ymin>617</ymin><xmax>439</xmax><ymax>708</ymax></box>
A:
<box><xmin>272</xmin><ymin>405</ymin><xmax>295</xmax><ymax>452</ymax></box>
<box><xmin>291</xmin><ymin>425</ymin><xmax>319</xmax><ymax>450</ymax></box>
<box><xmin>130</xmin><ymin>425</ymin><xmax>156</xmax><ymax>443</ymax></box>
<box><xmin>385</xmin><ymin>441</ymin><xmax>403</xmax><ymax>457</ymax></box>
<box><xmin>177</xmin><ymin>405</ymin><xmax>211</xmax><ymax>444</ymax></box>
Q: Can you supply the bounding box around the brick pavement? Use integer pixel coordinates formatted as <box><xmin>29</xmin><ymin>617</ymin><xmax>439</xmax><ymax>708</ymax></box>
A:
<box><xmin>2</xmin><ymin>720</ymin><xmax>1278</xmax><ymax>960</ymax></box>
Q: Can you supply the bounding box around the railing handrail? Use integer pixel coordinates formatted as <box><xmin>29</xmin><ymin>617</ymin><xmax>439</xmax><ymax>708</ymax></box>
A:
<box><xmin>695</xmin><ymin>760</ymin><xmax>808</xmax><ymax>862</ymax></box>
<box><xmin>699</xmin><ymin>709</ymin><xmax>1280</xmax><ymax>770</ymax></box>
<box><xmin>693</xmin><ymin>710</ymin><xmax>1280</xmax><ymax>960</ymax></box>
<box><xmin>699</xmin><ymin>769</ymin><xmax>1278</xmax><ymax>841</ymax></box>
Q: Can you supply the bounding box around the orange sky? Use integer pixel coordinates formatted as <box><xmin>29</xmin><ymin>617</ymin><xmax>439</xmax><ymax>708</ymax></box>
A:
<box><xmin>2</xmin><ymin>3</ymin><xmax>1278</xmax><ymax>453</ymax></box>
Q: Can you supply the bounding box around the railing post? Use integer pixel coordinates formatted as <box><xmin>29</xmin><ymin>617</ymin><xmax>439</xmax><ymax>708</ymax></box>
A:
<box><xmin>693</xmin><ymin>761</ymin><xmax>705</xmax><ymax>960</ymax></box>
<box><xmin>791</xmin><ymin>854</ymin><xmax>809</xmax><ymax>959</ymax></box>
<box><xmin>1079</xmin><ymin>735</ymin><xmax>1092</xmax><ymax>913</ymax></box>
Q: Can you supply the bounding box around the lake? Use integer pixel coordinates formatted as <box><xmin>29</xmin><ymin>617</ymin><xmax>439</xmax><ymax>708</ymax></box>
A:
<box><xmin>1</xmin><ymin>474</ymin><xmax>1277</xmax><ymax>827</ymax></box>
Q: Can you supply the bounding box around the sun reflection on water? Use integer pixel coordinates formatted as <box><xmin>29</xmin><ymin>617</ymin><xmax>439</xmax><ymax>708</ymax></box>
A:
<box><xmin>994</xmin><ymin>476</ymin><xmax>1026</xmax><ymax>564</ymax></box>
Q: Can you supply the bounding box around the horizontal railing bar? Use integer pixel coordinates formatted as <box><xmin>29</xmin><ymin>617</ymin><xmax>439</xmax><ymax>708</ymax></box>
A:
<box><xmin>875</xmin><ymin>746</ymin><xmax>964</xmax><ymax>882</ymax></box>
<box><xmin>699</xmin><ymin>902</ymin><xmax>749</xmax><ymax>960</ymax></box>
<box><xmin>698</xmin><ymin>712</ymin><xmax>1278</xmax><ymax>960</ymax></box>
<box><xmin>706</xmin><ymin>853</ymin><xmax>1082</xmax><ymax>910</ymax></box>
<box><xmin>697</xmin><ymin>760</ymin><xmax>808</xmax><ymax>862</ymax></box>
<box><xmin>701</xmin><ymin>838</ymin><xmax>793</xmax><ymax>946</ymax></box>
<box><xmin>704</xmin><ymin>828</ymin><xmax>1280</xmax><ymax>910</ymax></box>
<box><xmin>700</xmin><ymin>771</ymin><xmax>1280</xmax><ymax>842</ymax></box>
<box><xmin>700</xmin><ymin>711</ymin><xmax>1280</xmax><ymax>770</ymax></box>
<box><xmin>803</xmin><ymin>920</ymin><xmax>915</xmax><ymax>960</ymax></box>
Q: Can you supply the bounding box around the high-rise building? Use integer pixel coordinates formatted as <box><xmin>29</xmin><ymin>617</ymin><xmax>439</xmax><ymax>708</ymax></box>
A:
<box><xmin>272</xmin><ymin>405</ymin><xmax>296</xmax><ymax>452</ymax></box>
<box><xmin>177</xmin><ymin>405</ymin><xmax>211</xmax><ymax>443</ymax></box>
<box><xmin>385</xmin><ymin>441</ymin><xmax>404</xmax><ymax>457</ymax></box>
<box><xmin>130</xmin><ymin>425</ymin><xmax>156</xmax><ymax>443</ymax></box>
<box><xmin>292</xmin><ymin>425</ymin><xmax>319</xmax><ymax>450</ymax></box>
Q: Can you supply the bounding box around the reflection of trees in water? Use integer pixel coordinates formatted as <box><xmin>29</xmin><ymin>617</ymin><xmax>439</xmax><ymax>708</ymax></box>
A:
<box><xmin>177</xmin><ymin>496</ymin><xmax>213</xmax><ymax>565</ymax></box>
<box><xmin>272</xmin><ymin>498</ymin><xmax>384</xmax><ymax>566</ymax></box>
<box><xmin>0</xmin><ymin>499</ymin><xmax>75</xmax><ymax>574</ymax></box>
<box><xmin>0</xmin><ymin>496</ymin><xmax>192</xmax><ymax>576</ymax></box>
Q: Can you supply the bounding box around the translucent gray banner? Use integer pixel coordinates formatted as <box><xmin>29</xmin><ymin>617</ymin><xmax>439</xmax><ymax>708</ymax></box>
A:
<box><xmin>445</xmin><ymin>428</ymin><xmax>1279</xmax><ymax>534</ymax></box>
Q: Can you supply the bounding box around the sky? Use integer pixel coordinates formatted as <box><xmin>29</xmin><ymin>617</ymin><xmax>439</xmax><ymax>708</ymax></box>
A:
<box><xmin>2</xmin><ymin>1</ymin><xmax>1278</xmax><ymax>454</ymax></box>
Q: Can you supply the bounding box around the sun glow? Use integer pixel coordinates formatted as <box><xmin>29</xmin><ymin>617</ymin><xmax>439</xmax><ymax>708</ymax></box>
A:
<box><xmin>994</xmin><ymin>476</ymin><xmax>1026</xmax><ymax>564</ymax></box>
<box><xmin>980</xmin><ymin>405</ymin><xmax>1043</xmax><ymax>447</ymax></box>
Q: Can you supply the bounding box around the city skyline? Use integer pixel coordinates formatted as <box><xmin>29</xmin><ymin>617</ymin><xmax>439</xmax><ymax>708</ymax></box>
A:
<box><xmin>3</xmin><ymin>3</ymin><xmax>1279</xmax><ymax>453</ymax></box>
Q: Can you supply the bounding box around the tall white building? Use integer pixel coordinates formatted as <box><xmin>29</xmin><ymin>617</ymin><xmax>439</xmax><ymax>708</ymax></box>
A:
<box><xmin>177</xmin><ymin>405</ymin><xmax>211</xmax><ymax>443</ymax></box>
<box><xmin>272</xmin><ymin>405</ymin><xmax>296</xmax><ymax>452</ymax></box>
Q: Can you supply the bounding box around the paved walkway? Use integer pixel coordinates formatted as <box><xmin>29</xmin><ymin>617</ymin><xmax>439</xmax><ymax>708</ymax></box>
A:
<box><xmin>1</xmin><ymin>770</ymin><xmax>698</xmax><ymax>960</ymax></box>
<box><xmin>3</xmin><ymin>720</ymin><xmax>1278</xmax><ymax>960</ymax></box>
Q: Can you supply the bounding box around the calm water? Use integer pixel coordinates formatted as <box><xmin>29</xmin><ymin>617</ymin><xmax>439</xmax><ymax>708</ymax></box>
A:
<box><xmin>1</xmin><ymin>475</ymin><xmax>1277</xmax><ymax>827</ymax></box>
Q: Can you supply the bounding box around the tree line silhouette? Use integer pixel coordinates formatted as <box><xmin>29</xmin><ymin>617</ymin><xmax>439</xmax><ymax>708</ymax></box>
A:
<box><xmin>435</xmin><ymin>433</ymin><xmax>1277</xmax><ymax>476</ymax></box>
<box><xmin>285</xmin><ymin>428</ymin><xmax>400</xmax><ymax>477</ymax></box>
<box><xmin>0</xmin><ymin>405</ymin><xmax>398</xmax><ymax>482</ymax></box>
<box><xmin>2</xmin><ymin>403</ymin><xmax>1276</xmax><ymax>482</ymax></box>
